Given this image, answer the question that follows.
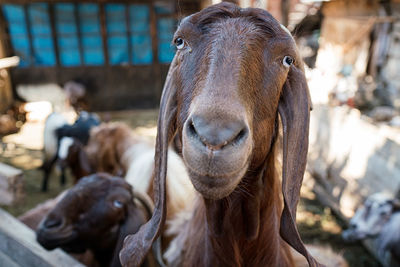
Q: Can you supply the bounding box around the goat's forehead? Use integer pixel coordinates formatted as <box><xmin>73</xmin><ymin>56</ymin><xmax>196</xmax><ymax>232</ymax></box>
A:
<box><xmin>177</xmin><ymin>16</ymin><xmax>296</xmax><ymax>59</ymax></box>
<box><xmin>210</xmin><ymin>18</ymin><xmax>264</xmax><ymax>40</ymax></box>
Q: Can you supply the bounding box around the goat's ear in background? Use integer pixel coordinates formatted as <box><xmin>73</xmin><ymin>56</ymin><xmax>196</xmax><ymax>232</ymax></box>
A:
<box><xmin>119</xmin><ymin>56</ymin><xmax>179</xmax><ymax>266</ymax></box>
<box><xmin>78</xmin><ymin>148</ymin><xmax>92</xmax><ymax>177</ymax></box>
<box><xmin>110</xmin><ymin>204</ymin><xmax>148</xmax><ymax>267</ymax></box>
<box><xmin>278</xmin><ymin>66</ymin><xmax>324</xmax><ymax>267</ymax></box>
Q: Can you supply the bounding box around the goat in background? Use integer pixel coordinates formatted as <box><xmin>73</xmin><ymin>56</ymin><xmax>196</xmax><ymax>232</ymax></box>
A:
<box><xmin>36</xmin><ymin>173</ymin><xmax>156</xmax><ymax>267</ymax></box>
<box><xmin>41</xmin><ymin>111</ymin><xmax>99</xmax><ymax>191</ymax></box>
<box><xmin>342</xmin><ymin>192</ymin><xmax>400</xmax><ymax>266</ymax></box>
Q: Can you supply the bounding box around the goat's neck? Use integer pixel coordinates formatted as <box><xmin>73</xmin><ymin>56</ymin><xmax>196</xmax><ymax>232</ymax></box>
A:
<box><xmin>182</xmin><ymin>151</ymin><xmax>294</xmax><ymax>267</ymax></box>
<box><xmin>90</xmin><ymin>230</ymin><xmax>118</xmax><ymax>267</ymax></box>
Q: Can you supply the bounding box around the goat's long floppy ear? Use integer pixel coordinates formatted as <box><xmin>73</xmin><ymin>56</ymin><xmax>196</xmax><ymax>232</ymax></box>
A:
<box><xmin>119</xmin><ymin>56</ymin><xmax>179</xmax><ymax>267</ymax></box>
<box><xmin>278</xmin><ymin>66</ymin><xmax>324</xmax><ymax>267</ymax></box>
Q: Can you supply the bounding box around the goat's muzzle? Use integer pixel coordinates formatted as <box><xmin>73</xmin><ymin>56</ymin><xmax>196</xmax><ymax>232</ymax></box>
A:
<box><xmin>36</xmin><ymin>216</ymin><xmax>77</xmax><ymax>250</ymax></box>
<box><xmin>182</xmin><ymin>113</ymin><xmax>252</xmax><ymax>200</ymax></box>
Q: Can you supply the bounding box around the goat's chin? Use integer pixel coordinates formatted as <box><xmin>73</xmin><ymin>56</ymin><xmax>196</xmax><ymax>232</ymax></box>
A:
<box><xmin>187</xmin><ymin>166</ymin><xmax>248</xmax><ymax>200</ymax></box>
<box><xmin>182</xmin><ymin>125</ymin><xmax>253</xmax><ymax>199</ymax></box>
<box><xmin>36</xmin><ymin>228</ymin><xmax>78</xmax><ymax>250</ymax></box>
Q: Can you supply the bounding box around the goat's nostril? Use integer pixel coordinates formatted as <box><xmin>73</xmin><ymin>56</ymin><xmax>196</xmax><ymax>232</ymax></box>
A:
<box><xmin>188</xmin><ymin>119</ymin><xmax>198</xmax><ymax>137</ymax></box>
<box><xmin>44</xmin><ymin>218</ymin><xmax>63</xmax><ymax>229</ymax></box>
<box><xmin>232</xmin><ymin>129</ymin><xmax>248</xmax><ymax>146</ymax></box>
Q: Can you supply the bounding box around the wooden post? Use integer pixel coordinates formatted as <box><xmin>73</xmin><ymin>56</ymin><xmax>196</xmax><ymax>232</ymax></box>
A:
<box><xmin>0</xmin><ymin>163</ymin><xmax>24</xmax><ymax>205</ymax></box>
<box><xmin>125</xmin><ymin>3</ymin><xmax>132</xmax><ymax>64</ymax></box>
<box><xmin>23</xmin><ymin>4</ymin><xmax>34</xmax><ymax>65</ymax></box>
<box><xmin>0</xmin><ymin>11</ymin><xmax>14</xmax><ymax>112</ymax></box>
<box><xmin>48</xmin><ymin>3</ymin><xmax>60</xmax><ymax>66</ymax></box>
<box><xmin>0</xmin><ymin>208</ymin><xmax>84</xmax><ymax>266</ymax></box>
<box><xmin>74</xmin><ymin>3</ymin><xmax>84</xmax><ymax>66</ymax></box>
<box><xmin>281</xmin><ymin>0</ymin><xmax>290</xmax><ymax>27</ymax></box>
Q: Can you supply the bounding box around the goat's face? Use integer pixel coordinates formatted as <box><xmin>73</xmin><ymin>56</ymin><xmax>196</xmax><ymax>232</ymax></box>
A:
<box><xmin>120</xmin><ymin>4</ymin><xmax>317</xmax><ymax>266</ymax></box>
<box><xmin>342</xmin><ymin>193</ymin><xmax>397</xmax><ymax>241</ymax></box>
<box><xmin>36</xmin><ymin>173</ymin><xmax>133</xmax><ymax>253</ymax></box>
<box><xmin>175</xmin><ymin>6</ymin><xmax>298</xmax><ymax>199</ymax></box>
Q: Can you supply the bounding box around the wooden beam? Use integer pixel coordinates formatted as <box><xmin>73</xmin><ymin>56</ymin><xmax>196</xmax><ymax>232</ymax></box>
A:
<box><xmin>125</xmin><ymin>3</ymin><xmax>132</xmax><ymax>64</ymax></box>
<box><xmin>0</xmin><ymin>56</ymin><xmax>19</xmax><ymax>69</ymax></box>
<box><xmin>99</xmin><ymin>3</ymin><xmax>109</xmax><ymax>65</ymax></box>
<box><xmin>0</xmin><ymin>208</ymin><xmax>85</xmax><ymax>267</ymax></box>
<box><xmin>150</xmin><ymin>1</ymin><xmax>158</xmax><ymax>64</ymax></box>
<box><xmin>74</xmin><ymin>3</ymin><xmax>84</xmax><ymax>65</ymax></box>
<box><xmin>48</xmin><ymin>3</ymin><xmax>60</xmax><ymax>66</ymax></box>
<box><xmin>22</xmin><ymin>4</ymin><xmax>34</xmax><ymax>66</ymax></box>
<box><xmin>280</xmin><ymin>0</ymin><xmax>289</xmax><ymax>27</ymax></box>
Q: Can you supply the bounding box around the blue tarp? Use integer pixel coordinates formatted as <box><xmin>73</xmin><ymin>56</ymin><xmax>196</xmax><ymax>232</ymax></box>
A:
<box><xmin>2</xmin><ymin>5</ymin><xmax>31</xmax><ymax>67</ymax></box>
<box><xmin>28</xmin><ymin>3</ymin><xmax>56</xmax><ymax>66</ymax></box>
<box><xmin>55</xmin><ymin>3</ymin><xmax>80</xmax><ymax>66</ymax></box>
<box><xmin>105</xmin><ymin>4</ymin><xmax>129</xmax><ymax>65</ymax></box>
<box><xmin>157</xmin><ymin>17</ymin><xmax>176</xmax><ymax>63</ymax></box>
<box><xmin>2</xmin><ymin>3</ymin><xmax>175</xmax><ymax>67</ymax></box>
<box><xmin>78</xmin><ymin>3</ymin><xmax>104</xmax><ymax>65</ymax></box>
<box><xmin>130</xmin><ymin>5</ymin><xmax>152</xmax><ymax>64</ymax></box>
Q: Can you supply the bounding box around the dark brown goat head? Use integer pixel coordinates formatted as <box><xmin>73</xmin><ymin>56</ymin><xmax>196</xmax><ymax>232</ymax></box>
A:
<box><xmin>37</xmin><ymin>173</ymin><xmax>147</xmax><ymax>266</ymax></box>
<box><xmin>121</xmin><ymin>2</ymin><xmax>320</xmax><ymax>266</ymax></box>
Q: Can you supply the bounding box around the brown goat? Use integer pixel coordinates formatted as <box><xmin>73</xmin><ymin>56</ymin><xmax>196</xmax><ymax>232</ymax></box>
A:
<box><xmin>85</xmin><ymin>122</ymin><xmax>135</xmax><ymax>176</ymax></box>
<box><xmin>120</xmin><ymin>3</ymin><xmax>323</xmax><ymax>267</ymax></box>
<box><xmin>36</xmin><ymin>173</ymin><xmax>154</xmax><ymax>267</ymax></box>
<box><xmin>85</xmin><ymin>122</ymin><xmax>195</xmax><ymax>222</ymax></box>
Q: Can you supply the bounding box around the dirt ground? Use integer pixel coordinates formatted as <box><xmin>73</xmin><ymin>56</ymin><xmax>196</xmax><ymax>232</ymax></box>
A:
<box><xmin>0</xmin><ymin>109</ymin><xmax>380</xmax><ymax>266</ymax></box>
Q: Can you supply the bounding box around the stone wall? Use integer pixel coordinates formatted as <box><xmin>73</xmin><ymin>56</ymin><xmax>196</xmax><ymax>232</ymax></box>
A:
<box><xmin>307</xmin><ymin>105</ymin><xmax>400</xmax><ymax>218</ymax></box>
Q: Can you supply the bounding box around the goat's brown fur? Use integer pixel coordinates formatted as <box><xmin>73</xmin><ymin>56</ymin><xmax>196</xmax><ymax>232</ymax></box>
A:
<box><xmin>36</xmin><ymin>173</ymin><xmax>152</xmax><ymax>267</ymax></box>
<box><xmin>86</xmin><ymin>122</ymin><xmax>139</xmax><ymax>176</ymax></box>
<box><xmin>174</xmin><ymin>145</ymin><xmax>295</xmax><ymax>266</ymax></box>
<box><xmin>120</xmin><ymin>3</ymin><xmax>322</xmax><ymax>267</ymax></box>
<box><xmin>84</xmin><ymin>122</ymin><xmax>195</xmax><ymax>223</ymax></box>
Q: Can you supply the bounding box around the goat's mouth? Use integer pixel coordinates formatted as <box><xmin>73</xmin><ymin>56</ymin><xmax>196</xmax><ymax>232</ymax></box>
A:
<box><xmin>187</xmin><ymin>164</ymin><xmax>249</xmax><ymax>200</ymax></box>
<box><xmin>36</xmin><ymin>226</ymin><xmax>78</xmax><ymax>250</ymax></box>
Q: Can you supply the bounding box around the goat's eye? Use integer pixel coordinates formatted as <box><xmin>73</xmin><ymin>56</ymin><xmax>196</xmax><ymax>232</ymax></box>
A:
<box><xmin>175</xmin><ymin>38</ymin><xmax>185</xmax><ymax>50</ymax></box>
<box><xmin>283</xmin><ymin>56</ymin><xmax>294</xmax><ymax>67</ymax></box>
<box><xmin>113</xmin><ymin>200</ymin><xmax>123</xmax><ymax>208</ymax></box>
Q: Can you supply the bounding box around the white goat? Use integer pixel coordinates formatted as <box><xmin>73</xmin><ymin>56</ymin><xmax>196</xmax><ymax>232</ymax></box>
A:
<box><xmin>122</xmin><ymin>141</ymin><xmax>195</xmax><ymax>220</ymax></box>
<box><xmin>342</xmin><ymin>192</ymin><xmax>400</xmax><ymax>264</ymax></box>
<box><xmin>43</xmin><ymin>112</ymin><xmax>69</xmax><ymax>161</ymax></box>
